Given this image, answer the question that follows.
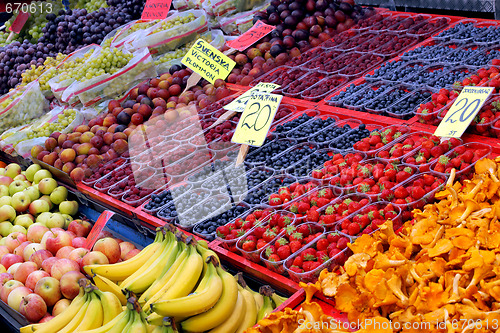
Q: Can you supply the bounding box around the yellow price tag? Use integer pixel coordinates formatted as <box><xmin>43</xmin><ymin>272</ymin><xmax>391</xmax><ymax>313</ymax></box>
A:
<box><xmin>224</xmin><ymin>82</ymin><xmax>281</xmax><ymax>112</ymax></box>
<box><xmin>434</xmin><ymin>86</ymin><xmax>494</xmax><ymax>138</ymax></box>
<box><xmin>231</xmin><ymin>93</ymin><xmax>283</xmax><ymax>147</ymax></box>
<box><xmin>181</xmin><ymin>39</ymin><xmax>236</xmax><ymax>84</ymax></box>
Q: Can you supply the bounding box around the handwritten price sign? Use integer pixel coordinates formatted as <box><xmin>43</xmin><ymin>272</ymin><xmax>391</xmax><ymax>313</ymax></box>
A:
<box><xmin>231</xmin><ymin>93</ymin><xmax>282</xmax><ymax>147</ymax></box>
<box><xmin>434</xmin><ymin>86</ymin><xmax>494</xmax><ymax>138</ymax></box>
<box><xmin>141</xmin><ymin>0</ymin><xmax>172</xmax><ymax>20</ymax></box>
<box><xmin>224</xmin><ymin>82</ymin><xmax>280</xmax><ymax>112</ymax></box>
<box><xmin>226</xmin><ymin>20</ymin><xmax>275</xmax><ymax>52</ymax></box>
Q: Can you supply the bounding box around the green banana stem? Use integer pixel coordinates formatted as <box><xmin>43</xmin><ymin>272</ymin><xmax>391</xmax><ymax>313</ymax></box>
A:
<box><xmin>257</xmin><ymin>286</ymin><xmax>274</xmax><ymax>321</ymax></box>
<box><xmin>270</xmin><ymin>292</ymin><xmax>288</xmax><ymax>308</ymax></box>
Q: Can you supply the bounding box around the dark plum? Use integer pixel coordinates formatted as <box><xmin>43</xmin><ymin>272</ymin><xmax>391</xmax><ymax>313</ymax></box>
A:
<box><xmin>270</xmin><ymin>44</ymin><xmax>285</xmax><ymax>57</ymax></box>
<box><xmin>292</xmin><ymin>29</ymin><xmax>309</xmax><ymax>41</ymax></box>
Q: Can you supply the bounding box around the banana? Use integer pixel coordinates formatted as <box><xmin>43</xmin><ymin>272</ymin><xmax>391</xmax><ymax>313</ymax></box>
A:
<box><xmin>74</xmin><ymin>311</ymin><xmax>127</xmax><ymax>333</ymax></box>
<box><xmin>93</xmin><ymin>273</ymin><xmax>127</xmax><ymax>306</ymax></box>
<box><xmin>196</xmin><ymin>242</ymin><xmax>220</xmax><ymax>273</ymax></box>
<box><xmin>126</xmin><ymin>311</ymin><xmax>148</xmax><ymax>333</ymax></box>
<box><xmin>180</xmin><ymin>265</ymin><xmax>237</xmax><ymax>332</ymax></box>
<box><xmin>150</xmin><ymin>256</ymin><xmax>222</xmax><ymax>318</ymax></box>
<box><xmin>146</xmin><ymin>312</ymin><xmax>164</xmax><ymax>326</ymax></box>
<box><xmin>120</xmin><ymin>232</ymin><xmax>177</xmax><ymax>293</ymax></box>
<box><xmin>256</xmin><ymin>294</ymin><xmax>273</xmax><ymax>322</ymax></box>
<box><xmin>85</xmin><ymin>231</ymin><xmax>165</xmax><ymax>281</ymax></box>
<box><xmin>139</xmin><ymin>242</ymin><xmax>186</xmax><ymax>305</ymax></box>
<box><xmin>208</xmin><ymin>291</ymin><xmax>246</xmax><ymax>333</ymax></box>
<box><xmin>120</xmin><ymin>311</ymin><xmax>136</xmax><ymax>333</ymax></box>
<box><xmin>235</xmin><ymin>286</ymin><xmax>258</xmax><ymax>333</ymax></box>
<box><xmin>271</xmin><ymin>291</ymin><xmax>288</xmax><ymax>308</ymax></box>
<box><xmin>143</xmin><ymin>244</ymin><xmax>203</xmax><ymax>311</ymax></box>
<box><xmin>74</xmin><ymin>292</ymin><xmax>104</xmax><ymax>331</ymax></box>
<box><xmin>95</xmin><ymin>290</ymin><xmax>122</xmax><ymax>325</ymax></box>
<box><xmin>57</xmin><ymin>293</ymin><xmax>92</xmax><ymax>333</ymax></box>
<box><xmin>106</xmin><ymin>310</ymin><xmax>132</xmax><ymax>333</ymax></box>
<box><xmin>235</xmin><ymin>273</ymin><xmax>264</xmax><ymax>310</ymax></box>
<box><xmin>20</xmin><ymin>325</ymin><xmax>39</xmax><ymax>333</ymax></box>
<box><xmin>29</xmin><ymin>289</ymin><xmax>87</xmax><ymax>333</ymax></box>
<box><xmin>152</xmin><ymin>318</ymin><xmax>179</xmax><ymax>333</ymax></box>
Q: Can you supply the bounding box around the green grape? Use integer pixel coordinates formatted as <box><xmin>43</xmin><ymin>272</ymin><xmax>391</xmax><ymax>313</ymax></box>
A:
<box><xmin>153</xmin><ymin>34</ymin><xmax>212</xmax><ymax>66</ymax></box>
<box><xmin>47</xmin><ymin>49</ymin><xmax>95</xmax><ymax>88</ymax></box>
<box><xmin>75</xmin><ymin>0</ymin><xmax>108</xmax><ymax>12</ymax></box>
<box><xmin>0</xmin><ymin>86</ymin><xmax>46</xmax><ymax>133</ymax></box>
<box><xmin>0</xmin><ymin>31</ymin><xmax>20</xmax><ymax>47</ymax></box>
<box><xmin>150</xmin><ymin>14</ymin><xmax>196</xmax><ymax>34</ymax></box>
<box><xmin>26</xmin><ymin>108</ymin><xmax>77</xmax><ymax>139</ymax></box>
<box><xmin>20</xmin><ymin>53</ymin><xmax>66</xmax><ymax>86</ymax></box>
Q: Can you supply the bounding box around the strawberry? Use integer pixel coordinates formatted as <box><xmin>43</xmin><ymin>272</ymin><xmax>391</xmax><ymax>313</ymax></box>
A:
<box><xmin>301</xmin><ymin>248</ymin><xmax>317</xmax><ymax>261</ymax></box>
<box><xmin>267</xmin><ymin>254</ymin><xmax>281</xmax><ymax>262</ymax></box>
<box><xmin>307</xmin><ymin>262</ymin><xmax>322</xmax><ymax>271</ymax></box>
<box><xmin>410</xmin><ymin>186</ymin><xmax>426</xmax><ymax>200</ymax></box>
<box><xmin>307</xmin><ymin>209</ymin><xmax>319</xmax><ymax>222</ymax></box>
<box><xmin>316</xmin><ymin>238</ymin><xmax>329</xmax><ymax>251</ymax></box>
<box><xmin>276</xmin><ymin>245</ymin><xmax>291</xmax><ymax>260</ymax></box>
<box><xmin>290</xmin><ymin>240</ymin><xmax>302</xmax><ymax>253</ymax></box>
<box><xmin>216</xmin><ymin>225</ymin><xmax>230</xmax><ymax>238</ymax></box>
<box><xmin>241</xmin><ymin>239</ymin><xmax>256</xmax><ymax>252</ymax></box>
<box><xmin>297</xmin><ymin>202</ymin><xmax>310</xmax><ymax>214</ymax></box>
<box><xmin>289</xmin><ymin>232</ymin><xmax>303</xmax><ymax>242</ymax></box>
<box><xmin>298</xmin><ymin>224</ymin><xmax>311</xmax><ymax>237</ymax></box>
<box><xmin>256</xmin><ymin>239</ymin><xmax>267</xmax><ymax>249</ymax></box>
<box><xmin>394</xmin><ymin>186</ymin><xmax>409</xmax><ymax>199</ymax></box>
<box><xmin>337</xmin><ymin>237</ymin><xmax>349</xmax><ymax>250</ymax></box>
<box><xmin>262</xmin><ymin>229</ymin><xmax>277</xmax><ymax>243</ymax></box>
<box><xmin>269</xmin><ymin>194</ymin><xmax>282</xmax><ymax>206</ymax></box>
<box><xmin>289</xmin><ymin>265</ymin><xmax>304</xmax><ymax>273</ymax></box>
<box><xmin>347</xmin><ymin>222</ymin><xmax>361</xmax><ymax>235</ymax></box>
<box><xmin>292</xmin><ymin>255</ymin><xmax>303</xmax><ymax>267</ymax></box>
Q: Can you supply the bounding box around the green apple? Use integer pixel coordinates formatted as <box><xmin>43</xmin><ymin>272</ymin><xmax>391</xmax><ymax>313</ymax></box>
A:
<box><xmin>11</xmin><ymin>191</ymin><xmax>31</xmax><ymax>213</ymax></box>
<box><xmin>59</xmin><ymin>201</ymin><xmax>79</xmax><ymax>216</ymax></box>
<box><xmin>25</xmin><ymin>164</ymin><xmax>42</xmax><ymax>182</ymax></box>
<box><xmin>38</xmin><ymin>178</ymin><xmax>57</xmax><ymax>195</ymax></box>
<box><xmin>39</xmin><ymin>195</ymin><xmax>54</xmax><ymax>210</ymax></box>
<box><xmin>0</xmin><ymin>185</ymin><xmax>9</xmax><ymax>197</ymax></box>
<box><xmin>61</xmin><ymin>214</ymin><xmax>73</xmax><ymax>229</ymax></box>
<box><xmin>49</xmin><ymin>186</ymin><xmax>68</xmax><ymax>205</ymax></box>
<box><xmin>0</xmin><ymin>238</ymin><xmax>5</xmax><ymax>246</ymax></box>
<box><xmin>0</xmin><ymin>205</ymin><xmax>16</xmax><ymax>222</ymax></box>
<box><xmin>36</xmin><ymin>212</ymin><xmax>52</xmax><ymax>226</ymax></box>
<box><xmin>14</xmin><ymin>214</ymin><xmax>34</xmax><ymax>229</ymax></box>
<box><xmin>0</xmin><ymin>196</ymin><xmax>12</xmax><ymax>207</ymax></box>
<box><xmin>5</xmin><ymin>163</ymin><xmax>21</xmax><ymax>179</ymax></box>
<box><xmin>0</xmin><ymin>168</ymin><xmax>5</xmax><ymax>176</ymax></box>
<box><xmin>28</xmin><ymin>199</ymin><xmax>50</xmax><ymax>216</ymax></box>
<box><xmin>11</xmin><ymin>225</ymin><xmax>27</xmax><ymax>234</ymax></box>
<box><xmin>24</xmin><ymin>186</ymin><xmax>40</xmax><ymax>201</ymax></box>
<box><xmin>33</xmin><ymin>170</ymin><xmax>52</xmax><ymax>184</ymax></box>
<box><xmin>46</xmin><ymin>213</ymin><xmax>65</xmax><ymax>229</ymax></box>
<box><xmin>9</xmin><ymin>180</ymin><xmax>27</xmax><ymax>196</ymax></box>
<box><xmin>0</xmin><ymin>221</ymin><xmax>13</xmax><ymax>237</ymax></box>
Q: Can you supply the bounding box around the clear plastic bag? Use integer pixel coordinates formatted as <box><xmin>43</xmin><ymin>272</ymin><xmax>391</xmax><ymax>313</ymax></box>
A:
<box><xmin>103</xmin><ymin>19</ymin><xmax>161</xmax><ymax>49</ymax></box>
<box><xmin>131</xmin><ymin>10</ymin><xmax>208</xmax><ymax>55</ymax></box>
<box><xmin>154</xmin><ymin>29</ymin><xmax>225</xmax><ymax>74</ymax></box>
<box><xmin>47</xmin><ymin>44</ymin><xmax>101</xmax><ymax>102</ymax></box>
<box><xmin>69</xmin><ymin>48</ymin><xmax>158</xmax><ymax>107</ymax></box>
<box><xmin>217</xmin><ymin>4</ymin><xmax>267</xmax><ymax>34</ymax></box>
<box><xmin>0</xmin><ymin>82</ymin><xmax>48</xmax><ymax>134</ymax></box>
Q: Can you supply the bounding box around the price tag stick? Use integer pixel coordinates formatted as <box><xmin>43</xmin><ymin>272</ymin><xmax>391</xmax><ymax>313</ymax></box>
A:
<box><xmin>236</xmin><ymin>144</ymin><xmax>249</xmax><ymax>166</ymax></box>
<box><xmin>6</xmin><ymin>32</ymin><xmax>15</xmax><ymax>43</ymax></box>
<box><xmin>206</xmin><ymin>110</ymin><xmax>237</xmax><ymax>130</ymax></box>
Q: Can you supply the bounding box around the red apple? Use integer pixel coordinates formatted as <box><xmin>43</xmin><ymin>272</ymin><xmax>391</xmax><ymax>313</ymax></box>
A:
<box><xmin>119</xmin><ymin>242</ymin><xmax>136</xmax><ymax>260</ymax></box>
<box><xmin>13</xmin><ymin>241</ymin><xmax>31</xmax><ymax>258</ymax></box>
<box><xmin>19</xmin><ymin>293</ymin><xmax>47</xmax><ymax>323</ymax></box>
<box><xmin>5</xmin><ymin>232</ymin><xmax>28</xmax><ymax>252</ymax></box>
<box><xmin>1</xmin><ymin>253</ymin><xmax>23</xmax><ymax>269</ymax></box>
<box><xmin>124</xmin><ymin>249</ymin><xmax>141</xmax><ymax>261</ymax></box>
<box><xmin>93</xmin><ymin>238</ymin><xmax>120</xmax><ymax>264</ymax></box>
<box><xmin>0</xmin><ymin>245</ymin><xmax>10</xmax><ymax>260</ymax></box>
<box><xmin>39</xmin><ymin>314</ymin><xmax>54</xmax><ymax>323</ymax></box>
<box><xmin>23</xmin><ymin>243</ymin><xmax>44</xmax><ymax>262</ymax></box>
<box><xmin>59</xmin><ymin>271</ymin><xmax>85</xmax><ymax>299</ymax></box>
<box><xmin>41</xmin><ymin>257</ymin><xmax>58</xmax><ymax>274</ymax></box>
<box><xmin>25</xmin><ymin>270</ymin><xmax>50</xmax><ymax>290</ymax></box>
<box><xmin>50</xmin><ymin>259</ymin><xmax>80</xmax><ymax>280</ymax></box>
<box><xmin>81</xmin><ymin>251</ymin><xmax>109</xmax><ymax>267</ymax></box>
<box><xmin>55</xmin><ymin>246</ymin><xmax>75</xmax><ymax>259</ymax></box>
<box><xmin>52</xmin><ymin>298</ymin><xmax>70</xmax><ymax>316</ymax></box>
<box><xmin>0</xmin><ymin>272</ymin><xmax>13</xmax><ymax>287</ymax></box>
<box><xmin>30</xmin><ymin>250</ymin><xmax>53</xmax><ymax>269</ymax></box>
<box><xmin>45</xmin><ymin>231</ymin><xmax>73</xmax><ymax>256</ymax></box>
<box><xmin>8</xmin><ymin>286</ymin><xmax>31</xmax><ymax>311</ymax></box>
<box><xmin>0</xmin><ymin>280</ymin><xmax>24</xmax><ymax>303</ymax></box>
<box><xmin>14</xmin><ymin>262</ymin><xmax>38</xmax><ymax>284</ymax></box>
<box><xmin>72</xmin><ymin>237</ymin><xmax>86</xmax><ymax>248</ymax></box>
<box><xmin>67</xmin><ymin>219</ymin><xmax>92</xmax><ymax>237</ymax></box>
<box><xmin>34</xmin><ymin>276</ymin><xmax>61</xmax><ymax>307</ymax></box>
<box><xmin>68</xmin><ymin>248</ymin><xmax>89</xmax><ymax>270</ymax></box>
<box><xmin>7</xmin><ymin>262</ymin><xmax>22</xmax><ymax>276</ymax></box>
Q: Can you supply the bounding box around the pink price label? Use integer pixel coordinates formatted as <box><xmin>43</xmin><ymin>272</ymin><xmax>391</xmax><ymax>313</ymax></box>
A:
<box><xmin>84</xmin><ymin>211</ymin><xmax>115</xmax><ymax>250</ymax></box>
<box><xmin>226</xmin><ymin>20</ymin><xmax>275</xmax><ymax>52</ymax></box>
<box><xmin>141</xmin><ymin>0</ymin><xmax>172</xmax><ymax>20</ymax></box>
<box><xmin>9</xmin><ymin>12</ymin><xmax>31</xmax><ymax>34</ymax></box>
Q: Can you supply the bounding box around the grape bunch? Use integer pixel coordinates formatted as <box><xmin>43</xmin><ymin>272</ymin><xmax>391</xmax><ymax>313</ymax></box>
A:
<box><xmin>75</xmin><ymin>0</ymin><xmax>109</xmax><ymax>13</ymax></box>
<box><xmin>106</xmin><ymin>0</ymin><xmax>147</xmax><ymax>19</ymax></box>
<box><xmin>26</xmin><ymin>108</ymin><xmax>77</xmax><ymax>139</ymax></box>
<box><xmin>102</xmin><ymin>20</ymin><xmax>158</xmax><ymax>48</ymax></box>
<box><xmin>150</xmin><ymin>13</ymin><xmax>197</xmax><ymax>34</ymax></box>
<box><xmin>0</xmin><ymin>32</ymin><xmax>19</xmax><ymax>48</ymax></box>
<box><xmin>154</xmin><ymin>33</ymin><xmax>212</xmax><ymax>67</ymax></box>
<box><xmin>40</xmin><ymin>49</ymin><xmax>94</xmax><ymax>90</ymax></box>
<box><xmin>40</xmin><ymin>8</ymin><xmax>133</xmax><ymax>54</ymax></box>
<box><xmin>0</xmin><ymin>40</ymin><xmax>58</xmax><ymax>94</ymax></box>
<box><xmin>20</xmin><ymin>53</ymin><xmax>66</xmax><ymax>86</ymax></box>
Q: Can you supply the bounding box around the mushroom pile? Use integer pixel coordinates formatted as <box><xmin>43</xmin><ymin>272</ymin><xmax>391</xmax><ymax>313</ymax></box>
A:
<box><xmin>319</xmin><ymin>157</ymin><xmax>500</xmax><ymax>333</ymax></box>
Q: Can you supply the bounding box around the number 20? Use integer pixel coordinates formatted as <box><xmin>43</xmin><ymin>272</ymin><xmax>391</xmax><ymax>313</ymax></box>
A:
<box><xmin>241</xmin><ymin>102</ymin><xmax>272</xmax><ymax>131</ymax></box>
<box><xmin>444</xmin><ymin>97</ymin><xmax>481</xmax><ymax>123</ymax></box>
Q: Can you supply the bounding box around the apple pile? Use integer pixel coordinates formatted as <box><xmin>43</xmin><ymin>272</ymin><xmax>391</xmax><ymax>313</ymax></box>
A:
<box><xmin>0</xmin><ymin>163</ymin><xmax>80</xmax><ymax>238</ymax></box>
<box><xmin>0</xmin><ymin>230</ymin><xmax>138</xmax><ymax>323</ymax></box>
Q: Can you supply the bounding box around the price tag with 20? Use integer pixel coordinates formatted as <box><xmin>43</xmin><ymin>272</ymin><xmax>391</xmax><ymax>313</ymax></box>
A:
<box><xmin>224</xmin><ymin>82</ymin><xmax>281</xmax><ymax>112</ymax></box>
<box><xmin>434</xmin><ymin>86</ymin><xmax>494</xmax><ymax>138</ymax></box>
<box><xmin>231</xmin><ymin>93</ymin><xmax>283</xmax><ymax>147</ymax></box>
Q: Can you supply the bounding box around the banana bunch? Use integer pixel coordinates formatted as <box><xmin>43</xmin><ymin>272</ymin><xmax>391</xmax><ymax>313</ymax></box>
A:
<box><xmin>20</xmin><ymin>279</ymin><xmax>122</xmax><ymax>333</ymax></box>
